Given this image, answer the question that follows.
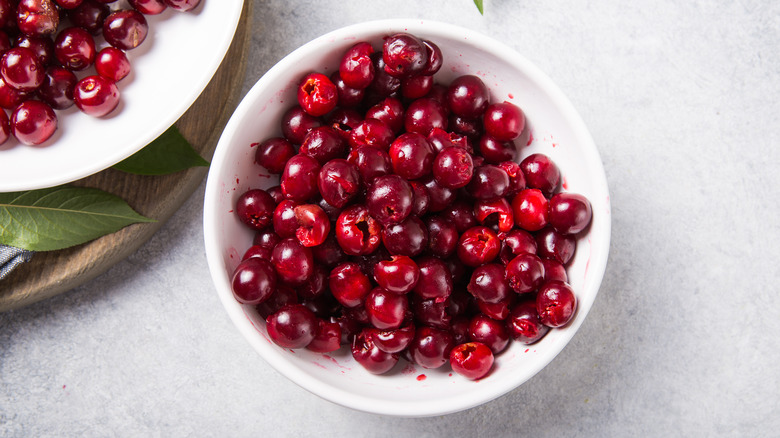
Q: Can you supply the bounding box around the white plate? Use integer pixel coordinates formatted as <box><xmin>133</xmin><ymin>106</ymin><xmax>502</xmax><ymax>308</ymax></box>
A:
<box><xmin>0</xmin><ymin>0</ymin><xmax>244</xmax><ymax>192</ymax></box>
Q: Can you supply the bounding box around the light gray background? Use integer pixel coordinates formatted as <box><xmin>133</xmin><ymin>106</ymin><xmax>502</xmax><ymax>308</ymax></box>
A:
<box><xmin>2</xmin><ymin>0</ymin><xmax>779</xmax><ymax>436</ymax></box>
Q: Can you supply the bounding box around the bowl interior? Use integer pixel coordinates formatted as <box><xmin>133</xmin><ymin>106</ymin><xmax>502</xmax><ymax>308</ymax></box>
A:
<box><xmin>204</xmin><ymin>19</ymin><xmax>611</xmax><ymax>417</ymax></box>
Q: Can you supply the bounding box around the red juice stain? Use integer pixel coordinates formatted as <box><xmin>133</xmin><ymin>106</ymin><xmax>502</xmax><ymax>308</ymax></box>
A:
<box><xmin>562</xmin><ymin>176</ymin><xmax>569</xmax><ymax>190</ymax></box>
<box><xmin>524</xmin><ymin>349</ymin><xmax>530</xmax><ymax>353</ymax></box>
<box><xmin>250</xmin><ymin>142</ymin><xmax>259</xmax><ymax>148</ymax></box>
<box><xmin>508</xmin><ymin>93</ymin><xmax>514</xmax><ymax>99</ymax></box>
<box><xmin>416</xmin><ymin>374</ymin><xmax>427</xmax><ymax>381</ymax></box>
<box><xmin>62</xmin><ymin>385</ymin><xmax>66</xmax><ymax>389</ymax></box>
<box><xmin>526</xmin><ymin>131</ymin><xmax>534</xmax><ymax>146</ymax></box>
<box><xmin>258</xmin><ymin>173</ymin><xmax>271</xmax><ymax>179</ymax></box>
<box><xmin>236</xmin><ymin>178</ymin><xmax>240</xmax><ymax>185</ymax></box>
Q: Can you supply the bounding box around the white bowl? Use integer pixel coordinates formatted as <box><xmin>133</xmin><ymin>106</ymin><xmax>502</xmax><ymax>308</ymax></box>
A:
<box><xmin>204</xmin><ymin>19</ymin><xmax>611</xmax><ymax>417</ymax></box>
<box><xmin>0</xmin><ymin>0</ymin><xmax>244</xmax><ymax>191</ymax></box>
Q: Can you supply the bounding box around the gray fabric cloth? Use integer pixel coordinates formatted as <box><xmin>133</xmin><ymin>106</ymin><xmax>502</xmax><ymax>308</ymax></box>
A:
<box><xmin>0</xmin><ymin>245</ymin><xmax>34</xmax><ymax>280</ymax></box>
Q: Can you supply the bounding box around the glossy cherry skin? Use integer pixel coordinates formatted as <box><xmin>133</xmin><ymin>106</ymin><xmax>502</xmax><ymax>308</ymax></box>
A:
<box><xmin>467</xmin><ymin>263</ymin><xmax>511</xmax><ymax>304</ymax></box>
<box><xmin>311</xmin><ymin>233</ymin><xmax>347</xmax><ymax>268</ymax></box>
<box><xmin>281</xmin><ymin>154</ymin><xmax>321</xmax><ymax>202</ymax></box>
<box><xmin>442</xmin><ymin>199</ymin><xmax>478</xmax><ymax>233</ymax></box>
<box><xmin>266</xmin><ymin>304</ymin><xmax>318</xmax><ymax>349</ymax></box>
<box><xmin>420</xmin><ymin>175</ymin><xmax>455</xmax><ymax>212</ymax></box>
<box><xmin>541</xmin><ymin>258</ymin><xmax>569</xmax><ymax>283</ymax></box>
<box><xmin>381</xmin><ymin>215</ymin><xmax>428</xmax><ymax>257</ymax></box>
<box><xmin>367</xmin><ymin>51</ymin><xmax>401</xmax><ymax>97</ymax></box>
<box><xmin>483</xmin><ymin>101</ymin><xmax>525</xmax><ymax>141</ymax></box>
<box><xmin>11</xmin><ymin>100</ymin><xmax>57</xmax><ymax>145</ymax></box>
<box><xmin>476</xmin><ymin>296</ymin><xmax>513</xmax><ymax>321</ymax></box>
<box><xmin>281</xmin><ymin>105</ymin><xmax>321</xmax><ymax>144</ymax></box>
<box><xmin>549</xmin><ymin>192</ymin><xmax>593</xmax><ymax>235</ymax></box>
<box><xmin>412</xmin><ymin>256</ymin><xmax>453</xmax><ymax>300</ymax></box>
<box><xmin>512</xmin><ymin>188</ymin><xmax>550</xmax><ymax>232</ymax></box>
<box><xmin>352</xmin><ymin>330</ymin><xmax>399</xmax><ymax>374</ymax></box>
<box><xmin>54</xmin><ymin>27</ymin><xmax>96</xmax><ymax>71</ymax></box>
<box><xmin>348</xmin><ymin>117</ymin><xmax>394</xmax><ymax>150</ymax></box>
<box><xmin>474</xmin><ymin>198</ymin><xmax>514</xmax><ymax>232</ymax></box>
<box><xmin>272</xmin><ymin>200</ymin><xmax>299</xmax><ymax>238</ymax></box>
<box><xmin>68</xmin><ymin>0</ymin><xmax>110</xmax><ymax>35</ymax></box>
<box><xmin>365</xmin><ymin>287</ymin><xmax>409</xmax><ymax>330</ymax></box>
<box><xmin>507</xmin><ymin>299</ymin><xmax>550</xmax><ymax>344</ymax></box>
<box><xmin>335</xmin><ymin>204</ymin><xmax>381</xmax><ymax>256</ymax></box>
<box><xmin>163</xmin><ymin>0</ymin><xmax>200</xmax><ymax>11</ymax></box>
<box><xmin>306</xmin><ymin>320</ymin><xmax>342</xmax><ymax>353</ymax></box>
<box><xmin>536</xmin><ymin>280</ymin><xmax>577</xmax><ymax>327</ymax></box>
<box><xmin>73</xmin><ymin>75</ymin><xmax>120</xmax><ymax>117</ymax></box>
<box><xmin>389</xmin><ymin>132</ymin><xmax>435</xmax><ymax>180</ymax></box>
<box><xmin>466</xmin><ymin>165</ymin><xmax>510</xmax><ymax>200</ymax></box>
<box><xmin>0</xmin><ymin>109</ymin><xmax>9</xmax><ymax>145</ymax></box>
<box><xmin>318</xmin><ymin>158</ymin><xmax>361</xmax><ymax>209</ymax></box>
<box><xmin>300</xmin><ymin>126</ymin><xmax>348</xmax><ymax>165</ymax></box>
<box><xmin>330</xmin><ymin>71</ymin><xmax>364</xmax><ymax>107</ymax></box>
<box><xmin>408</xmin><ymin>326</ymin><xmax>454</xmax><ymax>369</ymax></box>
<box><xmin>339</xmin><ymin>41</ymin><xmax>374</xmax><ymax>89</ymax></box>
<box><xmin>95</xmin><ymin>47</ymin><xmax>131</xmax><ymax>82</ymax></box>
<box><xmin>365</xmin><ymin>96</ymin><xmax>404</xmax><ymax>133</ymax></box>
<box><xmin>329</xmin><ymin>262</ymin><xmax>372</xmax><ymax>308</ymax></box>
<box><xmin>457</xmin><ymin>226</ymin><xmax>501</xmax><ymax>267</ymax></box>
<box><xmin>103</xmin><ymin>10</ymin><xmax>148</xmax><ymax>50</ymax></box>
<box><xmin>38</xmin><ymin>66</ymin><xmax>77</xmax><ymax>110</ymax></box>
<box><xmin>1</xmin><ymin>47</ymin><xmax>44</xmax><ymax>92</ymax></box>
<box><xmin>468</xmin><ymin>314</ymin><xmax>510</xmax><ymax>354</ymax></box>
<box><xmin>404</xmin><ymin>97</ymin><xmax>447</xmax><ymax>136</ymax></box>
<box><xmin>382</xmin><ymin>32</ymin><xmax>428</xmax><ymax>78</ymax></box>
<box><xmin>425</xmin><ymin>215</ymin><xmax>459</xmax><ymax>258</ymax></box>
<box><xmin>293</xmin><ymin>204</ymin><xmax>330</xmax><ymax>247</ymax></box>
<box><xmin>373</xmin><ymin>255</ymin><xmax>419</xmax><ymax>295</ymax></box>
<box><xmin>297</xmin><ymin>72</ymin><xmax>338</xmax><ymax>117</ymax></box>
<box><xmin>520</xmin><ymin>153</ymin><xmax>561</xmax><ymax>197</ymax></box>
<box><xmin>505</xmin><ymin>253</ymin><xmax>545</xmax><ymax>294</ymax></box>
<box><xmin>478</xmin><ymin>135</ymin><xmax>517</xmax><ymax>164</ymax></box>
<box><xmin>401</xmin><ymin>74</ymin><xmax>433</xmax><ymax>100</ymax></box>
<box><xmin>235</xmin><ymin>188</ymin><xmax>276</xmax><ymax>231</ymax></box>
<box><xmin>17</xmin><ymin>0</ymin><xmax>59</xmax><ymax>37</ymax></box>
<box><xmin>433</xmin><ymin>146</ymin><xmax>474</xmax><ymax>189</ymax></box>
<box><xmin>366</xmin><ymin>174</ymin><xmax>413</xmax><ymax>225</ymax></box>
<box><xmin>0</xmin><ymin>83</ymin><xmax>17</xmax><ymax>113</ymax></box>
<box><xmin>450</xmin><ymin>342</ymin><xmax>494</xmax><ymax>380</ymax></box>
<box><xmin>255</xmin><ymin>286</ymin><xmax>298</xmax><ymax>319</ymax></box>
<box><xmin>498</xmin><ymin>160</ymin><xmax>527</xmax><ymax>196</ymax></box>
<box><xmin>535</xmin><ymin>226</ymin><xmax>576</xmax><ymax>265</ymax></box>
<box><xmin>271</xmin><ymin>237</ymin><xmax>314</xmax><ymax>286</ymax></box>
<box><xmin>411</xmin><ymin>295</ymin><xmax>451</xmax><ymax>330</ymax></box>
<box><xmin>410</xmin><ymin>181</ymin><xmax>430</xmax><ymax>216</ymax></box>
<box><xmin>129</xmin><ymin>0</ymin><xmax>167</xmax><ymax>14</ymax></box>
<box><xmin>255</xmin><ymin>137</ymin><xmax>295</xmax><ymax>174</ymax></box>
<box><xmin>15</xmin><ymin>35</ymin><xmax>55</xmax><ymax>67</ymax></box>
<box><xmin>253</xmin><ymin>229</ymin><xmax>281</xmax><ymax>250</ymax></box>
<box><xmin>446</xmin><ymin>75</ymin><xmax>489</xmax><ymax>119</ymax></box>
<box><xmin>231</xmin><ymin>257</ymin><xmax>277</xmax><ymax>305</ymax></box>
<box><xmin>499</xmin><ymin>229</ymin><xmax>537</xmax><ymax>264</ymax></box>
<box><xmin>367</xmin><ymin>323</ymin><xmax>415</xmax><ymax>353</ymax></box>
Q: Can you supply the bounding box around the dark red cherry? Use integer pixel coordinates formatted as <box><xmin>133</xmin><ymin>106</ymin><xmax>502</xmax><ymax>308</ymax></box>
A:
<box><xmin>335</xmin><ymin>204</ymin><xmax>381</xmax><ymax>256</ymax></box>
<box><xmin>266</xmin><ymin>304</ymin><xmax>318</xmax><ymax>349</ymax></box>
<box><xmin>352</xmin><ymin>329</ymin><xmax>399</xmax><ymax>374</ymax></box>
<box><xmin>549</xmin><ymin>192</ymin><xmax>593</xmax><ymax>235</ymax></box>
<box><xmin>505</xmin><ymin>253</ymin><xmax>545</xmax><ymax>294</ymax></box>
<box><xmin>457</xmin><ymin>226</ymin><xmax>500</xmax><ymax>267</ymax></box>
<box><xmin>467</xmin><ymin>263</ymin><xmax>510</xmax><ymax>304</ymax></box>
<box><xmin>306</xmin><ymin>320</ymin><xmax>342</xmax><ymax>353</ymax></box>
<box><xmin>235</xmin><ymin>188</ymin><xmax>276</xmax><ymax>231</ymax></box>
<box><xmin>271</xmin><ymin>237</ymin><xmax>314</xmax><ymax>286</ymax></box>
<box><xmin>382</xmin><ymin>32</ymin><xmax>428</xmax><ymax>78</ymax></box>
<box><xmin>366</xmin><ymin>174</ymin><xmax>413</xmax><ymax>226</ymax></box>
<box><xmin>103</xmin><ymin>9</ymin><xmax>148</xmax><ymax>51</ymax></box>
<box><xmin>373</xmin><ymin>255</ymin><xmax>419</xmax><ymax>295</ymax></box>
<box><xmin>536</xmin><ymin>280</ymin><xmax>577</xmax><ymax>327</ymax></box>
<box><xmin>512</xmin><ymin>188</ymin><xmax>550</xmax><ymax>232</ymax></box>
<box><xmin>281</xmin><ymin>154</ymin><xmax>321</xmax><ymax>202</ymax></box>
<box><xmin>507</xmin><ymin>299</ymin><xmax>550</xmax><ymax>344</ymax></box>
<box><xmin>297</xmin><ymin>72</ymin><xmax>338</xmax><ymax>117</ymax></box>
<box><xmin>329</xmin><ymin>262</ymin><xmax>372</xmax><ymax>308</ymax></box>
<box><xmin>365</xmin><ymin>287</ymin><xmax>409</xmax><ymax>330</ymax></box>
<box><xmin>339</xmin><ymin>41</ymin><xmax>374</xmax><ymax>89</ymax></box>
<box><xmin>520</xmin><ymin>153</ymin><xmax>561</xmax><ymax>197</ymax></box>
<box><xmin>468</xmin><ymin>313</ymin><xmax>510</xmax><ymax>354</ymax></box>
<box><xmin>408</xmin><ymin>326</ymin><xmax>454</xmax><ymax>369</ymax></box>
<box><xmin>231</xmin><ymin>257</ymin><xmax>277</xmax><ymax>305</ymax></box>
<box><xmin>483</xmin><ymin>101</ymin><xmax>525</xmax><ymax>141</ymax></box>
<box><xmin>449</xmin><ymin>342</ymin><xmax>494</xmax><ymax>380</ymax></box>
<box><xmin>318</xmin><ymin>158</ymin><xmax>361</xmax><ymax>209</ymax></box>
<box><xmin>446</xmin><ymin>75</ymin><xmax>489</xmax><ymax>119</ymax></box>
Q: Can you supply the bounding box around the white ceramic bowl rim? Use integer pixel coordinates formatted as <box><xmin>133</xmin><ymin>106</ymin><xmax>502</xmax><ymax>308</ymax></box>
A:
<box><xmin>204</xmin><ymin>19</ymin><xmax>611</xmax><ymax>417</ymax></box>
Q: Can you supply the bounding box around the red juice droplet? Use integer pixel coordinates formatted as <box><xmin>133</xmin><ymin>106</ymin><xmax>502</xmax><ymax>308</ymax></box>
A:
<box><xmin>416</xmin><ymin>374</ymin><xmax>427</xmax><ymax>381</ymax></box>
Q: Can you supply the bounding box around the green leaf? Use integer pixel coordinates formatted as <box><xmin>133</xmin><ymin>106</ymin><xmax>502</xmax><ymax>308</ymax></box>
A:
<box><xmin>112</xmin><ymin>125</ymin><xmax>209</xmax><ymax>175</ymax></box>
<box><xmin>0</xmin><ymin>186</ymin><xmax>155</xmax><ymax>251</ymax></box>
<box><xmin>473</xmin><ymin>0</ymin><xmax>484</xmax><ymax>14</ymax></box>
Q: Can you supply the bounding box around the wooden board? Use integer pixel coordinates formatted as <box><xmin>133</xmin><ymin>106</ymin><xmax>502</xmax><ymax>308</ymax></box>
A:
<box><xmin>0</xmin><ymin>1</ymin><xmax>252</xmax><ymax>312</ymax></box>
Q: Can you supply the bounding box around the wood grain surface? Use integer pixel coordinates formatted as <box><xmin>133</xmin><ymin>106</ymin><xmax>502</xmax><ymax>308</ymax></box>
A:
<box><xmin>0</xmin><ymin>0</ymin><xmax>252</xmax><ymax>312</ymax></box>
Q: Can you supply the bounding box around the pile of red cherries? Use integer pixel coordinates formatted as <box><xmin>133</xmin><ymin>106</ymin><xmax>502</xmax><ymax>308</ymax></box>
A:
<box><xmin>0</xmin><ymin>0</ymin><xmax>200</xmax><ymax>146</ymax></box>
<box><xmin>231</xmin><ymin>32</ymin><xmax>593</xmax><ymax>380</ymax></box>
